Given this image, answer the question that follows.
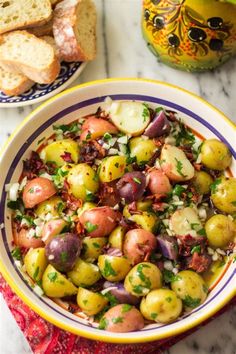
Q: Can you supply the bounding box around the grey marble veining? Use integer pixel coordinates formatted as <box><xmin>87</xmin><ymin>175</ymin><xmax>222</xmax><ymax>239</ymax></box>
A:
<box><xmin>0</xmin><ymin>1</ymin><xmax>236</xmax><ymax>353</ymax></box>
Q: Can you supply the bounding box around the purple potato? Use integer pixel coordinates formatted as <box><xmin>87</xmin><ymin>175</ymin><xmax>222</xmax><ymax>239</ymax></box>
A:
<box><xmin>103</xmin><ymin>281</ymin><xmax>140</xmax><ymax>305</ymax></box>
<box><xmin>116</xmin><ymin>171</ymin><xmax>146</xmax><ymax>203</ymax></box>
<box><xmin>157</xmin><ymin>235</ymin><xmax>178</xmax><ymax>261</ymax></box>
<box><xmin>45</xmin><ymin>233</ymin><xmax>81</xmax><ymax>272</ymax></box>
<box><xmin>144</xmin><ymin>110</ymin><xmax>170</xmax><ymax>138</ymax></box>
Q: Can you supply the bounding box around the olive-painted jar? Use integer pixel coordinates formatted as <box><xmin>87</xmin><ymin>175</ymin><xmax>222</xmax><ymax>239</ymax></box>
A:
<box><xmin>142</xmin><ymin>0</ymin><xmax>236</xmax><ymax>71</ymax></box>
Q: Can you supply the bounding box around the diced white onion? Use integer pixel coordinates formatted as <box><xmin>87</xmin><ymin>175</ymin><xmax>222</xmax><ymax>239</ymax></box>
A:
<box><xmin>164</xmin><ymin>261</ymin><xmax>173</xmax><ymax>271</ymax></box>
<box><xmin>118</xmin><ymin>143</ymin><xmax>127</xmax><ymax>154</ymax></box>
<box><xmin>117</xmin><ymin>135</ymin><xmax>128</xmax><ymax>144</ymax></box>
<box><xmin>28</xmin><ymin>229</ymin><xmax>36</xmax><ymax>238</ymax></box>
<box><xmin>108</xmin><ymin>148</ymin><xmax>119</xmax><ymax>155</ymax></box>
<box><xmin>33</xmin><ymin>285</ymin><xmax>44</xmax><ymax>297</ymax></box>
<box><xmin>35</xmin><ymin>226</ymin><xmax>42</xmax><ymax>237</ymax></box>
<box><xmin>19</xmin><ymin>177</ymin><xmax>27</xmax><ymax>191</ymax></box>
<box><xmin>164</xmin><ymin>136</ymin><xmax>176</xmax><ymax>145</ymax></box>
<box><xmin>212</xmin><ymin>253</ymin><xmax>219</xmax><ymax>261</ymax></box>
<box><xmin>101</xmin><ymin>287</ymin><xmax>117</xmax><ymax>295</ymax></box>
<box><xmin>207</xmin><ymin>247</ymin><xmax>214</xmax><ymax>255</ymax></box>
<box><xmin>102</xmin><ymin>143</ymin><xmax>110</xmax><ymax>150</ymax></box>
<box><xmin>9</xmin><ymin>183</ymin><xmax>20</xmax><ymax>201</ymax></box>
<box><xmin>108</xmin><ymin>138</ymin><xmax>117</xmax><ymax>147</ymax></box>
<box><xmin>216</xmin><ymin>248</ymin><xmax>226</xmax><ymax>256</ymax></box>
<box><xmin>39</xmin><ymin>173</ymin><xmax>52</xmax><ymax>181</ymax></box>
<box><xmin>198</xmin><ymin>208</ymin><xmax>207</xmax><ymax>220</ymax></box>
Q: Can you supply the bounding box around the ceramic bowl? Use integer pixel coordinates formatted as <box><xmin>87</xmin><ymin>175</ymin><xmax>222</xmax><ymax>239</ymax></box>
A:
<box><xmin>0</xmin><ymin>79</ymin><xmax>235</xmax><ymax>343</ymax></box>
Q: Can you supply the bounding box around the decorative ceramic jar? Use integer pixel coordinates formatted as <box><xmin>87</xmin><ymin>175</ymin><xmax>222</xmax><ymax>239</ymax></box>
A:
<box><xmin>142</xmin><ymin>0</ymin><xmax>236</xmax><ymax>71</ymax></box>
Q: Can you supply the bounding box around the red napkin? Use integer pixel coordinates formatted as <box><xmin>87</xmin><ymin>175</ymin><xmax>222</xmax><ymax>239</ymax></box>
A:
<box><xmin>0</xmin><ymin>273</ymin><xmax>235</xmax><ymax>354</ymax></box>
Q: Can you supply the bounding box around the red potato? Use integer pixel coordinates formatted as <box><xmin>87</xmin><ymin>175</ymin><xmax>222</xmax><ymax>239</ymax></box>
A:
<box><xmin>79</xmin><ymin>206</ymin><xmax>121</xmax><ymax>237</ymax></box>
<box><xmin>147</xmin><ymin>168</ymin><xmax>172</xmax><ymax>196</ymax></box>
<box><xmin>144</xmin><ymin>110</ymin><xmax>170</xmax><ymax>138</ymax></box>
<box><xmin>123</xmin><ymin>229</ymin><xmax>157</xmax><ymax>265</ymax></box>
<box><xmin>80</xmin><ymin>117</ymin><xmax>118</xmax><ymax>141</ymax></box>
<box><xmin>13</xmin><ymin>226</ymin><xmax>43</xmax><ymax>249</ymax></box>
<box><xmin>41</xmin><ymin>219</ymin><xmax>67</xmax><ymax>244</ymax></box>
<box><xmin>160</xmin><ymin>144</ymin><xmax>194</xmax><ymax>182</ymax></box>
<box><xmin>100</xmin><ymin>304</ymin><xmax>144</xmax><ymax>332</ymax></box>
<box><xmin>23</xmin><ymin>177</ymin><xmax>57</xmax><ymax>209</ymax></box>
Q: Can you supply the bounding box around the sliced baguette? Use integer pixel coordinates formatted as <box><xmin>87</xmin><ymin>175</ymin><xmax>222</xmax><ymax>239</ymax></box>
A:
<box><xmin>41</xmin><ymin>35</ymin><xmax>62</xmax><ymax>61</ymax></box>
<box><xmin>0</xmin><ymin>0</ymin><xmax>52</xmax><ymax>35</ymax></box>
<box><xmin>50</xmin><ymin>0</ymin><xmax>62</xmax><ymax>6</ymax></box>
<box><xmin>0</xmin><ymin>64</ymin><xmax>34</xmax><ymax>96</ymax></box>
<box><xmin>0</xmin><ymin>31</ymin><xmax>60</xmax><ymax>84</ymax></box>
<box><xmin>53</xmin><ymin>0</ymin><xmax>96</xmax><ymax>62</ymax></box>
<box><xmin>28</xmin><ymin>18</ymin><xmax>53</xmax><ymax>37</ymax></box>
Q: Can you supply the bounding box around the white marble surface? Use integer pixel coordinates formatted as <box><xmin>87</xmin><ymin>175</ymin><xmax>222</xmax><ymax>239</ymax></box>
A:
<box><xmin>0</xmin><ymin>1</ymin><xmax>236</xmax><ymax>353</ymax></box>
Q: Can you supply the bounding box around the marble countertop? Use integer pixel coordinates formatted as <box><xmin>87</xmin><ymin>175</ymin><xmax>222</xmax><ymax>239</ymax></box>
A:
<box><xmin>0</xmin><ymin>1</ymin><xmax>236</xmax><ymax>353</ymax></box>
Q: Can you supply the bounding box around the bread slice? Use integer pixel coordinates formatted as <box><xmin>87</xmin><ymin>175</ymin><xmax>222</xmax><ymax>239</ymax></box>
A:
<box><xmin>0</xmin><ymin>63</ymin><xmax>34</xmax><ymax>96</ymax></box>
<box><xmin>28</xmin><ymin>18</ymin><xmax>53</xmax><ymax>37</ymax></box>
<box><xmin>41</xmin><ymin>35</ymin><xmax>62</xmax><ymax>61</ymax></box>
<box><xmin>0</xmin><ymin>0</ymin><xmax>52</xmax><ymax>35</ymax></box>
<box><xmin>50</xmin><ymin>0</ymin><xmax>62</xmax><ymax>6</ymax></box>
<box><xmin>53</xmin><ymin>0</ymin><xmax>96</xmax><ymax>62</ymax></box>
<box><xmin>0</xmin><ymin>31</ymin><xmax>60</xmax><ymax>84</ymax></box>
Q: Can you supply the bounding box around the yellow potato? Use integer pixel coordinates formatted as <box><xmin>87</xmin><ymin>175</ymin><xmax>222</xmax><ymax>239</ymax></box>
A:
<box><xmin>24</xmin><ymin>248</ymin><xmax>48</xmax><ymax>282</ymax></box>
<box><xmin>129</xmin><ymin>137</ymin><xmax>156</xmax><ymax>165</ymax></box>
<box><xmin>98</xmin><ymin>255</ymin><xmax>132</xmax><ymax>282</ymax></box>
<box><xmin>123</xmin><ymin>205</ymin><xmax>158</xmax><ymax>232</ymax></box>
<box><xmin>40</xmin><ymin>139</ymin><xmax>79</xmax><ymax>166</ymax></box>
<box><xmin>67</xmin><ymin>258</ymin><xmax>101</xmax><ymax>287</ymax></box>
<box><xmin>201</xmin><ymin>139</ymin><xmax>232</xmax><ymax>170</ymax></box>
<box><xmin>108</xmin><ymin>226</ymin><xmax>125</xmax><ymax>250</ymax></box>
<box><xmin>42</xmin><ymin>264</ymin><xmax>77</xmax><ymax>297</ymax></box>
<box><xmin>99</xmin><ymin>156</ymin><xmax>127</xmax><ymax>183</ymax></box>
<box><xmin>77</xmin><ymin>287</ymin><xmax>108</xmax><ymax>316</ymax></box>
<box><xmin>35</xmin><ymin>196</ymin><xmax>64</xmax><ymax>219</ymax></box>
<box><xmin>81</xmin><ymin>237</ymin><xmax>107</xmax><ymax>262</ymax></box>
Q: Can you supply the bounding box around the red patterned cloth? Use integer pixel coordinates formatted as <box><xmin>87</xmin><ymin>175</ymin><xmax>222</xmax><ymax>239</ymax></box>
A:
<box><xmin>0</xmin><ymin>273</ymin><xmax>235</xmax><ymax>354</ymax></box>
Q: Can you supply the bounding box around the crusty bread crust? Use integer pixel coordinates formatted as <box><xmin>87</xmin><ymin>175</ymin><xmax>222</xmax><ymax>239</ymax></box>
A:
<box><xmin>0</xmin><ymin>31</ymin><xmax>60</xmax><ymax>84</ymax></box>
<box><xmin>27</xmin><ymin>18</ymin><xmax>53</xmax><ymax>37</ymax></box>
<box><xmin>0</xmin><ymin>64</ymin><xmax>34</xmax><ymax>96</ymax></box>
<box><xmin>1</xmin><ymin>77</ymin><xmax>34</xmax><ymax>96</ymax></box>
<box><xmin>53</xmin><ymin>0</ymin><xmax>96</xmax><ymax>62</ymax></box>
<box><xmin>0</xmin><ymin>0</ymin><xmax>53</xmax><ymax>35</ymax></box>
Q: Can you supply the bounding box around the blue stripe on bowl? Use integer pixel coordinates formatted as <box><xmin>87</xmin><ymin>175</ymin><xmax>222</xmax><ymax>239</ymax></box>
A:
<box><xmin>1</xmin><ymin>93</ymin><xmax>235</xmax><ymax>332</ymax></box>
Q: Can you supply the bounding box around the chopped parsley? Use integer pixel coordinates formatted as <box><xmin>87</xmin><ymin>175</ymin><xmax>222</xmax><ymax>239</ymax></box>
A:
<box><xmin>198</xmin><ymin>228</ymin><xmax>206</xmax><ymax>236</ymax></box>
<box><xmin>175</xmin><ymin>158</ymin><xmax>187</xmax><ymax>178</ymax></box>
<box><xmin>86</xmin><ymin>132</ymin><xmax>92</xmax><ymax>140</ymax></box>
<box><xmin>112</xmin><ymin>316</ymin><xmax>123</xmax><ymax>324</ymax></box>
<box><xmin>60</xmin><ymin>251</ymin><xmax>68</xmax><ymax>263</ymax></box>
<box><xmin>183</xmin><ymin>295</ymin><xmax>201</xmax><ymax>308</ymax></box>
<box><xmin>104</xmin><ymin>291</ymin><xmax>119</xmax><ymax>307</ymax></box>
<box><xmin>11</xmin><ymin>247</ymin><xmax>22</xmax><ymax>261</ymax></box>
<box><xmin>103</xmin><ymin>132</ymin><xmax>112</xmax><ymax>141</ymax></box>
<box><xmin>133</xmin><ymin>177</ymin><xmax>141</xmax><ymax>184</ymax></box>
<box><xmin>85</xmin><ymin>221</ymin><xmax>98</xmax><ymax>233</ymax></box>
<box><xmin>47</xmin><ymin>272</ymin><xmax>58</xmax><ymax>282</ymax></box>
<box><xmin>53</xmin><ymin>121</ymin><xmax>80</xmax><ymax>134</ymax></box>
<box><xmin>92</xmin><ymin>242</ymin><xmax>100</xmax><ymax>249</ymax></box>
<box><xmin>121</xmin><ymin>304</ymin><xmax>132</xmax><ymax>313</ymax></box>
<box><xmin>142</xmin><ymin>103</ymin><xmax>150</xmax><ymax>122</ymax></box>
<box><xmin>103</xmin><ymin>260</ymin><xmax>117</xmax><ymax>277</ymax></box>
<box><xmin>174</xmin><ymin>121</ymin><xmax>195</xmax><ymax>146</ymax></box>
<box><xmin>85</xmin><ymin>190</ymin><xmax>95</xmax><ymax>202</ymax></box>
<box><xmin>126</xmin><ymin>155</ymin><xmax>136</xmax><ymax>164</ymax></box>
<box><xmin>163</xmin><ymin>269</ymin><xmax>181</xmax><ymax>283</ymax></box>
<box><xmin>231</xmin><ymin>201</ymin><xmax>236</xmax><ymax>207</ymax></box>
<box><xmin>7</xmin><ymin>198</ymin><xmax>24</xmax><ymax>211</ymax></box>
<box><xmin>57</xmin><ymin>201</ymin><xmax>65</xmax><ymax>215</ymax></box>
<box><xmin>150</xmin><ymin>313</ymin><xmax>157</xmax><ymax>320</ymax></box>
<box><xmin>191</xmin><ymin>245</ymin><xmax>201</xmax><ymax>254</ymax></box>
<box><xmin>37</xmin><ymin>137</ymin><xmax>45</xmax><ymax>145</ymax></box>
<box><xmin>202</xmin><ymin>284</ymin><xmax>209</xmax><ymax>294</ymax></box>
<box><xmin>172</xmin><ymin>184</ymin><xmax>186</xmax><ymax>197</ymax></box>
<box><xmin>155</xmin><ymin>107</ymin><xmax>163</xmax><ymax>114</ymax></box>
<box><xmin>210</xmin><ymin>179</ymin><xmax>221</xmax><ymax>193</ymax></box>
<box><xmin>165</xmin><ymin>297</ymin><xmax>172</xmax><ymax>303</ymax></box>
<box><xmin>83</xmin><ymin>299</ymin><xmax>88</xmax><ymax>305</ymax></box>
<box><xmin>33</xmin><ymin>266</ymin><xmax>40</xmax><ymax>280</ymax></box>
<box><xmin>98</xmin><ymin>317</ymin><xmax>109</xmax><ymax>330</ymax></box>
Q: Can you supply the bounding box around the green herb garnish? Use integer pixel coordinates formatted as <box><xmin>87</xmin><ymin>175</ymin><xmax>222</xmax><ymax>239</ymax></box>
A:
<box><xmin>133</xmin><ymin>177</ymin><xmax>141</xmax><ymax>184</ymax></box>
<box><xmin>98</xmin><ymin>317</ymin><xmax>109</xmax><ymax>330</ymax></box>
<box><xmin>183</xmin><ymin>295</ymin><xmax>201</xmax><ymax>308</ymax></box>
<box><xmin>163</xmin><ymin>269</ymin><xmax>181</xmax><ymax>283</ymax></box>
<box><xmin>85</xmin><ymin>221</ymin><xmax>98</xmax><ymax>233</ymax></box>
<box><xmin>175</xmin><ymin>158</ymin><xmax>187</xmax><ymax>178</ymax></box>
<box><xmin>112</xmin><ymin>316</ymin><xmax>123</xmax><ymax>324</ymax></box>
<box><xmin>122</xmin><ymin>304</ymin><xmax>132</xmax><ymax>313</ymax></box>
<box><xmin>210</xmin><ymin>179</ymin><xmax>221</xmax><ymax>193</ymax></box>
<box><xmin>103</xmin><ymin>260</ymin><xmax>117</xmax><ymax>277</ymax></box>
<box><xmin>47</xmin><ymin>272</ymin><xmax>58</xmax><ymax>282</ymax></box>
<box><xmin>191</xmin><ymin>245</ymin><xmax>201</xmax><ymax>254</ymax></box>
<box><xmin>11</xmin><ymin>247</ymin><xmax>22</xmax><ymax>260</ymax></box>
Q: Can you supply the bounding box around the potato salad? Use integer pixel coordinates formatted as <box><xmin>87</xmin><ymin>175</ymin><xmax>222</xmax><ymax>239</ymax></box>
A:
<box><xmin>7</xmin><ymin>99</ymin><xmax>236</xmax><ymax>333</ymax></box>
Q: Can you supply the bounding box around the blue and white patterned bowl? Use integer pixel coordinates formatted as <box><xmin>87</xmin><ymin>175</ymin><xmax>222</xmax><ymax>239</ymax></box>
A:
<box><xmin>0</xmin><ymin>79</ymin><xmax>235</xmax><ymax>343</ymax></box>
<box><xmin>0</xmin><ymin>61</ymin><xmax>87</xmax><ymax>108</ymax></box>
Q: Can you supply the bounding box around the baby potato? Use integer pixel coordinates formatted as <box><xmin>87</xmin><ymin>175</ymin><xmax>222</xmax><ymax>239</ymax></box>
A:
<box><xmin>24</xmin><ymin>248</ymin><xmax>48</xmax><ymax>282</ymax></box>
<box><xmin>171</xmin><ymin>270</ymin><xmax>207</xmax><ymax>309</ymax></box>
<box><xmin>136</xmin><ymin>200</ymin><xmax>152</xmax><ymax>211</ymax></box>
<box><xmin>80</xmin><ymin>116</ymin><xmax>118</xmax><ymax>141</ymax></box>
<box><xmin>41</xmin><ymin>218</ymin><xmax>67</xmax><ymax>244</ymax></box>
<box><xmin>147</xmin><ymin>168</ymin><xmax>172</xmax><ymax>196</ymax></box>
<box><xmin>77</xmin><ymin>287</ymin><xmax>108</xmax><ymax>316</ymax></box>
<box><xmin>192</xmin><ymin>171</ymin><xmax>213</xmax><ymax>195</ymax></box>
<box><xmin>108</xmin><ymin>226</ymin><xmax>125</xmax><ymax>250</ymax></box>
<box><xmin>77</xmin><ymin>202</ymin><xmax>96</xmax><ymax>217</ymax></box>
<box><xmin>201</xmin><ymin>139</ymin><xmax>232</xmax><ymax>170</ymax></box>
<box><xmin>160</xmin><ymin>144</ymin><xmax>194</xmax><ymax>182</ymax></box>
<box><xmin>123</xmin><ymin>206</ymin><xmax>158</xmax><ymax>233</ymax></box>
<box><xmin>40</xmin><ymin>139</ymin><xmax>79</xmax><ymax>166</ymax></box>
<box><xmin>106</xmin><ymin>100</ymin><xmax>151</xmax><ymax>136</ymax></box>
<box><xmin>170</xmin><ymin>207</ymin><xmax>203</xmax><ymax>236</ymax></box>
<box><xmin>67</xmin><ymin>258</ymin><xmax>101</xmax><ymax>287</ymax></box>
<box><xmin>211</xmin><ymin>177</ymin><xmax>236</xmax><ymax>214</ymax></box>
<box><xmin>205</xmin><ymin>214</ymin><xmax>235</xmax><ymax>248</ymax></box>
<box><xmin>13</xmin><ymin>225</ymin><xmax>44</xmax><ymax>249</ymax></box>
<box><xmin>140</xmin><ymin>289</ymin><xmax>182</xmax><ymax>323</ymax></box>
<box><xmin>23</xmin><ymin>177</ymin><xmax>57</xmax><ymax>209</ymax></box>
<box><xmin>123</xmin><ymin>229</ymin><xmax>157</xmax><ymax>265</ymax></box>
<box><xmin>81</xmin><ymin>237</ymin><xmax>107</xmax><ymax>262</ymax></box>
<box><xmin>124</xmin><ymin>262</ymin><xmax>162</xmax><ymax>297</ymax></box>
<box><xmin>42</xmin><ymin>264</ymin><xmax>77</xmax><ymax>298</ymax></box>
<box><xmin>129</xmin><ymin>136</ymin><xmax>156</xmax><ymax>165</ymax></box>
<box><xmin>79</xmin><ymin>206</ymin><xmax>120</xmax><ymax>237</ymax></box>
<box><xmin>67</xmin><ymin>163</ymin><xmax>99</xmax><ymax>201</ymax></box>
<box><xmin>99</xmin><ymin>156</ymin><xmax>127</xmax><ymax>183</ymax></box>
<box><xmin>35</xmin><ymin>196</ymin><xmax>64</xmax><ymax>219</ymax></box>
<box><xmin>98</xmin><ymin>255</ymin><xmax>132</xmax><ymax>282</ymax></box>
<box><xmin>99</xmin><ymin>304</ymin><xmax>144</xmax><ymax>332</ymax></box>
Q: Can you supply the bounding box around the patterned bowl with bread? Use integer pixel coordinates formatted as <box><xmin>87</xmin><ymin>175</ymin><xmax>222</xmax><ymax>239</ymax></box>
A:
<box><xmin>0</xmin><ymin>78</ymin><xmax>235</xmax><ymax>343</ymax></box>
<box><xmin>0</xmin><ymin>0</ymin><xmax>96</xmax><ymax>107</ymax></box>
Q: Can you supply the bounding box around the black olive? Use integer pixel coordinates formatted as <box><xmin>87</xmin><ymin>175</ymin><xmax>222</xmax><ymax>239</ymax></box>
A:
<box><xmin>151</xmin><ymin>0</ymin><xmax>161</xmax><ymax>4</ymax></box>
<box><xmin>168</xmin><ymin>33</ymin><xmax>180</xmax><ymax>47</ymax></box>
<box><xmin>188</xmin><ymin>27</ymin><xmax>207</xmax><ymax>42</ymax></box>
<box><xmin>153</xmin><ymin>15</ymin><xmax>165</xmax><ymax>29</ymax></box>
<box><xmin>144</xmin><ymin>9</ymin><xmax>150</xmax><ymax>21</ymax></box>
<box><xmin>207</xmin><ymin>17</ymin><xmax>223</xmax><ymax>29</ymax></box>
<box><xmin>209</xmin><ymin>38</ymin><xmax>224</xmax><ymax>51</ymax></box>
